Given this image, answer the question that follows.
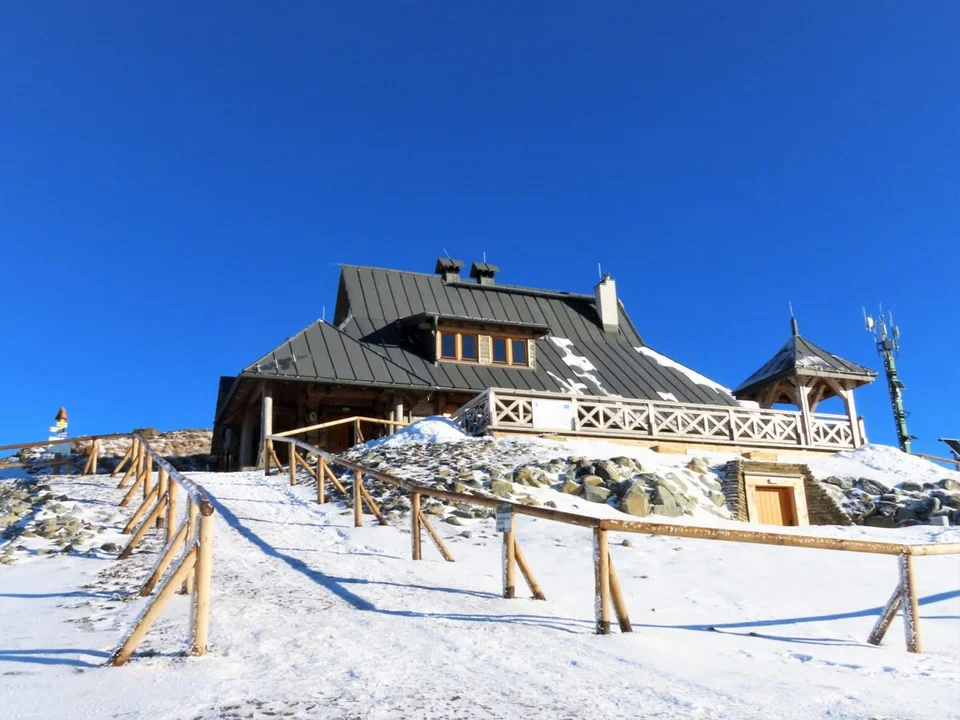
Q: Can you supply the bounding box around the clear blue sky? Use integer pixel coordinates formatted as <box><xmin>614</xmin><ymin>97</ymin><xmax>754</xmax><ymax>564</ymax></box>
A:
<box><xmin>1</xmin><ymin>2</ymin><xmax>957</xmax><ymax>455</ymax></box>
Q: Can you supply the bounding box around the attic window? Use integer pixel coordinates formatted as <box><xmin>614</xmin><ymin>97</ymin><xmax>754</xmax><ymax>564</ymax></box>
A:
<box><xmin>439</xmin><ymin>330</ymin><xmax>479</xmax><ymax>363</ymax></box>
<box><xmin>492</xmin><ymin>336</ymin><xmax>529</xmax><ymax>367</ymax></box>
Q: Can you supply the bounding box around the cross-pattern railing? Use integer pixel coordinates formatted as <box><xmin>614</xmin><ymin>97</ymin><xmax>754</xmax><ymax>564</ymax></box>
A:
<box><xmin>451</xmin><ymin>388</ymin><xmax>860</xmax><ymax>450</ymax></box>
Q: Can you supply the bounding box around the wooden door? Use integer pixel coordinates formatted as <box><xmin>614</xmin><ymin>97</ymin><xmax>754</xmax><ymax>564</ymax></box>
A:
<box><xmin>754</xmin><ymin>486</ymin><xmax>798</xmax><ymax>526</ymax></box>
<box><xmin>326</xmin><ymin>423</ymin><xmax>351</xmax><ymax>453</ymax></box>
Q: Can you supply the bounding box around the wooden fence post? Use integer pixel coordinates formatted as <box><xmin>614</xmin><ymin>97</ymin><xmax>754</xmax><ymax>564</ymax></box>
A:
<box><xmin>317</xmin><ymin>457</ymin><xmax>326</xmax><ymax>504</ymax></box>
<box><xmin>901</xmin><ymin>553</ymin><xmax>922</xmax><ymax>653</ymax></box>
<box><xmin>594</xmin><ymin>527</ymin><xmax>611</xmax><ymax>635</ymax></box>
<box><xmin>156</xmin><ymin>468</ymin><xmax>168</xmax><ymax>529</ymax></box>
<box><xmin>183</xmin><ymin>500</ymin><xmax>198</xmax><ymax>596</ymax></box>
<box><xmin>143</xmin><ymin>453</ymin><xmax>153</xmax><ymax>500</ymax></box>
<box><xmin>289</xmin><ymin>449</ymin><xmax>298</xmax><ymax>486</ymax></box>
<box><xmin>503</xmin><ymin>523</ymin><xmax>516</xmax><ymax>599</ymax></box>
<box><xmin>166</xmin><ymin>477</ymin><xmax>177</xmax><ymax>543</ymax></box>
<box><xmin>90</xmin><ymin>439</ymin><xmax>99</xmax><ymax>475</ymax></box>
<box><xmin>353</xmin><ymin>469</ymin><xmax>362</xmax><ymax>527</ymax></box>
<box><xmin>265</xmin><ymin>440</ymin><xmax>273</xmax><ymax>476</ymax></box>
<box><xmin>191</xmin><ymin>512</ymin><xmax>214</xmax><ymax>655</ymax></box>
<box><xmin>411</xmin><ymin>492</ymin><xmax>422</xmax><ymax>560</ymax></box>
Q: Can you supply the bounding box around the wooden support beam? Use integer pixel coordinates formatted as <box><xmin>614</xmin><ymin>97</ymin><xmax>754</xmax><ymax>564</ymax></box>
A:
<box><xmin>323</xmin><ymin>462</ymin><xmax>348</xmax><ymax>496</ymax></box>
<box><xmin>111</xmin><ymin>545</ymin><xmax>197</xmax><ymax>666</ymax></box>
<box><xmin>514</xmin><ymin>541</ymin><xmax>546</xmax><ymax>600</ymax></box>
<box><xmin>119</xmin><ymin>467</ymin><xmax>146</xmax><ymax>507</ymax></box>
<box><xmin>191</xmin><ymin>513</ymin><xmax>214</xmax><ymax>655</ymax></box>
<box><xmin>111</xmin><ymin>444</ymin><xmax>133</xmax><ymax>478</ymax></box>
<box><xmin>289</xmin><ymin>453</ymin><xmax>298</xmax><ymax>486</ymax></box>
<box><xmin>119</xmin><ymin>496</ymin><xmax>168</xmax><ymax>559</ymax></box>
<box><xmin>82</xmin><ymin>442</ymin><xmax>95</xmax><ymax>476</ymax></box>
<box><xmin>270</xmin><ymin>443</ymin><xmax>282</xmax><ymax>476</ymax></box>
<box><xmin>358</xmin><ymin>483</ymin><xmax>388</xmax><ymax>526</ymax></box>
<box><xmin>90</xmin><ymin>439</ymin><xmax>98</xmax><ymax>475</ymax></box>
<box><xmin>353</xmin><ymin>470</ymin><xmax>363</xmax><ymax>527</ymax></box>
<box><xmin>140</xmin><ymin>520</ymin><xmax>190</xmax><ymax>596</ymax></box>
<box><xmin>594</xmin><ymin>527</ymin><xmax>611</xmax><ymax>635</ymax></box>
<box><xmin>419</xmin><ymin>512</ymin><xmax>454</xmax><ymax>562</ymax></box>
<box><xmin>608</xmin><ymin>551</ymin><xmax>632</xmax><ymax>632</ymax></box>
<box><xmin>354</xmin><ymin>418</ymin><xmax>364</xmax><ymax>444</ymax></box>
<box><xmin>123</xmin><ymin>483</ymin><xmax>160</xmax><ymax>534</ymax></box>
<box><xmin>117</xmin><ymin>442</ymin><xmax>139</xmax><ymax>488</ymax></box>
<box><xmin>867</xmin><ymin>578</ymin><xmax>903</xmax><ymax>647</ymax></box>
<box><xmin>293</xmin><ymin>450</ymin><xmax>317</xmax><ymax>480</ymax></box>
<box><xmin>411</xmin><ymin>492</ymin><xmax>422</xmax><ymax>560</ymax></box>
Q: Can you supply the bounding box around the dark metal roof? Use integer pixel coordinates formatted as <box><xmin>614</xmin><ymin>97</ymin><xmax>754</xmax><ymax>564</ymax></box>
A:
<box><xmin>398</xmin><ymin>311</ymin><xmax>550</xmax><ymax>335</ymax></box>
<box><xmin>323</xmin><ymin>265</ymin><xmax>739</xmax><ymax>406</ymax></box>
<box><xmin>734</xmin><ymin>333</ymin><xmax>877</xmax><ymax>396</ymax></box>
<box><xmin>216</xmin><ymin>264</ymin><xmax>741</xmax><ymax>422</ymax></box>
<box><xmin>240</xmin><ymin>319</ymin><xmax>434</xmax><ymax>387</ymax></box>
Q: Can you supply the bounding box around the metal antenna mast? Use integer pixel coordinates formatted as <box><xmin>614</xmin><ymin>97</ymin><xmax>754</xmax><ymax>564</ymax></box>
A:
<box><xmin>864</xmin><ymin>306</ymin><xmax>913</xmax><ymax>453</ymax></box>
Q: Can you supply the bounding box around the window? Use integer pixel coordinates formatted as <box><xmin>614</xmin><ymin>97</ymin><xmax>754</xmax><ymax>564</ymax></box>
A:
<box><xmin>440</xmin><ymin>332</ymin><xmax>457</xmax><ymax>359</ymax></box>
<box><xmin>492</xmin><ymin>336</ymin><xmax>529</xmax><ymax>366</ymax></box>
<box><xmin>461</xmin><ymin>333</ymin><xmax>478</xmax><ymax>361</ymax></box>
<box><xmin>439</xmin><ymin>330</ymin><xmax>480</xmax><ymax>363</ymax></box>
<box><xmin>492</xmin><ymin>337</ymin><xmax>508</xmax><ymax>364</ymax></box>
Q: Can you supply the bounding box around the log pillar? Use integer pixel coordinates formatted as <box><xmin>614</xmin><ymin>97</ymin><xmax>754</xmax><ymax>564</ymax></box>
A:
<box><xmin>794</xmin><ymin>379</ymin><xmax>814</xmax><ymax>446</ymax></box>
<box><xmin>393</xmin><ymin>393</ymin><xmax>404</xmax><ymax>429</ymax></box>
<box><xmin>840</xmin><ymin>381</ymin><xmax>863</xmax><ymax>447</ymax></box>
<box><xmin>258</xmin><ymin>384</ymin><xmax>274</xmax><ymax>468</ymax></box>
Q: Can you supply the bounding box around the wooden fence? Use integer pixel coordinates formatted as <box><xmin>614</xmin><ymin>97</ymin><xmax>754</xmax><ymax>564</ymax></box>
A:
<box><xmin>1</xmin><ymin>433</ymin><xmax>215</xmax><ymax>666</ymax></box>
<box><xmin>266</xmin><ymin>433</ymin><xmax>958</xmax><ymax>653</ymax></box>
<box><xmin>451</xmin><ymin>388</ymin><xmax>863</xmax><ymax>451</ymax></box>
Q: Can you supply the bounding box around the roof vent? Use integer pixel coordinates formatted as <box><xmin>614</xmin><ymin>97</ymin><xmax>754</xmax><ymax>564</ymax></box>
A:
<box><xmin>469</xmin><ymin>261</ymin><xmax>499</xmax><ymax>285</ymax></box>
<box><xmin>434</xmin><ymin>257</ymin><xmax>464</xmax><ymax>283</ymax></box>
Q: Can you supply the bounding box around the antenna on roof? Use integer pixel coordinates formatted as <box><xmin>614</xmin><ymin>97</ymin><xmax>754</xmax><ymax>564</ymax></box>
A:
<box><xmin>442</xmin><ymin>247</ymin><xmax>450</xmax><ymax>258</ymax></box>
<box><xmin>598</xmin><ymin>262</ymin><xmax>602</xmax><ymax>279</ymax></box>
<box><xmin>322</xmin><ymin>305</ymin><xmax>326</xmax><ymax>322</ymax></box>
<box><xmin>863</xmin><ymin>304</ymin><xmax>913</xmax><ymax>453</ymax></box>
<box><xmin>483</xmin><ymin>251</ymin><xmax>487</xmax><ymax>263</ymax></box>
<box><xmin>788</xmin><ymin>302</ymin><xmax>798</xmax><ymax>336</ymax></box>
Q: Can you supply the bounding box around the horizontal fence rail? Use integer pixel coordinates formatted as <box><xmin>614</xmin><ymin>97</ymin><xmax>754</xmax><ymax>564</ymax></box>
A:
<box><xmin>1</xmin><ymin>433</ymin><xmax>215</xmax><ymax>665</ymax></box>
<box><xmin>451</xmin><ymin>388</ymin><xmax>860</xmax><ymax>450</ymax></box>
<box><xmin>265</xmin><ymin>434</ymin><xmax>957</xmax><ymax>653</ymax></box>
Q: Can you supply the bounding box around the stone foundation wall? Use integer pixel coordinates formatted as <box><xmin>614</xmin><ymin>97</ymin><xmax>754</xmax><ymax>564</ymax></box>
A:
<box><xmin>721</xmin><ymin>460</ymin><xmax>748</xmax><ymax>521</ymax></box>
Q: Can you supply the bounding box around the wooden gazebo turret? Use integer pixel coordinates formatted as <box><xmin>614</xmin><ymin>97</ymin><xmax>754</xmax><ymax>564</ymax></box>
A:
<box><xmin>734</xmin><ymin>319</ymin><xmax>877</xmax><ymax>447</ymax></box>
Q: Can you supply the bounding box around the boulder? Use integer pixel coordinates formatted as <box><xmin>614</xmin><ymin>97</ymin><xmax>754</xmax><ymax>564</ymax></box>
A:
<box><xmin>559</xmin><ymin>478</ymin><xmax>582</xmax><ymax>495</ymax></box>
<box><xmin>863</xmin><ymin>515</ymin><xmax>897</xmax><ymax>529</ymax></box>
<box><xmin>858</xmin><ymin>478</ymin><xmax>888</xmax><ymax>496</ymax></box>
<box><xmin>611</xmin><ymin>456</ymin><xmax>636</xmax><ymax>470</ymax></box>
<box><xmin>100</xmin><ymin>542</ymin><xmax>120</xmax><ymax>552</ymax></box>
<box><xmin>513</xmin><ymin>465</ymin><xmax>550</xmax><ymax>487</ymax></box>
<box><xmin>516</xmin><ymin>496</ymin><xmax>541</xmax><ymax>506</ymax></box>
<box><xmin>652</xmin><ymin>504</ymin><xmax>684</xmax><ymax>517</ymax></box>
<box><xmin>938</xmin><ymin>478</ymin><xmax>960</xmax><ymax>492</ymax></box>
<box><xmin>490</xmin><ymin>480</ymin><xmax>514</xmax><ymax>495</ymax></box>
<box><xmin>593</xmin><ymin>461</ymin><xmax>621</xmax><ymax>483</ymax></box>
<box><xmin>575</xmin><ymin>464</ymin><xmax>597</xmax><ymax>478</ymax></box>
<box><xmin>823</xmin><ymin>476</ymin><xmax>854</xmax><ymax>491</ymax></box>
<box><xmin>584</xmin><ymin>485</ymin><xmax>612</xmax><ymax>504</ymax></box>
<box><xmin>686</xmin><ymin>457</ymin><xmax>710</xmax><ymax>474</ymax></box>
<box><xmin>444</xmin><ymin>515</ymin><xmax>464</xmax><ymax>526</ymax></box>
<box><xmin>900</xmin><ymin>481</ymin><xmax>923</xmax><ymax>493</ymax></box>
<box><xmin>582</xmin><ymin>475</ymin><xmax>605</xmax><ymax>487</ymax></box>
<box><xmin>619</xmin><ymin>486</ymin><xmax>651</xmax><ymax>517</ymax></box>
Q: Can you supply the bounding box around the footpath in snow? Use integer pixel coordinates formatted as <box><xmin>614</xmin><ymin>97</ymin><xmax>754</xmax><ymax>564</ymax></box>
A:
<box><xmin>1</xmin><ymin>432</ymin><xmax>959</xmax><ymax>719</ymax></box>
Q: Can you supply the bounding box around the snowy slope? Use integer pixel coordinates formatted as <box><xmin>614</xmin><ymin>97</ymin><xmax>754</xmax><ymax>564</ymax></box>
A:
<box><xmin>1</xmin><ymin>454</ymin><xmax>959</xmax><ymax>719</ymax></box>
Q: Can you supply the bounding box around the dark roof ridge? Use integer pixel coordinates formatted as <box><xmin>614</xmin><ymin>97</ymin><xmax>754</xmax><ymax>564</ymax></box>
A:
<box><xmin>340</xmin><ymin>263</ymin><xmax>596</xmax><ymax>301</ymax></box>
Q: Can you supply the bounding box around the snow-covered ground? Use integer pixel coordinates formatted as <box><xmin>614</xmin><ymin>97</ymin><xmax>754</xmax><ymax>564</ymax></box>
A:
<box><xmin>1</xmin><ymin>432</ymin><xmax>959</xmax><ymax>719</ymax></box>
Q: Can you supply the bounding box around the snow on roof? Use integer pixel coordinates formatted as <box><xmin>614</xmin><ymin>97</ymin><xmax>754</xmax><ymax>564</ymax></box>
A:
<box><xmin>549</xmin><ymin>337</ymin><xmax>618</xmax><ymax>397</ymax></box>
<box><xmin>635</xmin><ymin>346</ymin><xmax>732</xmax><ymax>396</ymax></box>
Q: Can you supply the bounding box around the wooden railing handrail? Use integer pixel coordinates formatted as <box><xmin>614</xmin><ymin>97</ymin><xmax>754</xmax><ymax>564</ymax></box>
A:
<box><xmin>911</xmin><ymin>452</ymin><xmax>960</xmax><ymax>469</ymax></box>
<box><xmin>272</xmin><ymin>415</ymin><xmax>409</xmax><ymax>439</ymax></box>
<box><xmin>266</xmin><ymin>432</ymin><xmax>956</xmax><ymax>653</ymax></box>
<box><xmin>132</xmin><ymin>433</ymin><xmax>215</xmax><ymax>514</ymax></box>
<box><xmin>0</xmin><ymin>432</ymin><xmax>130</xmax><ymax>454</ymax></box>
<box><xmin>268</xmin><ymin>435</ymin><xmax>956</xmax><ymax>556</ymax></box>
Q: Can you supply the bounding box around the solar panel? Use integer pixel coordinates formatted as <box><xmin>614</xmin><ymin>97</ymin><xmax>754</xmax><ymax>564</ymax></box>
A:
<box><xmin>939</xmin><ymin>438</ymin><xmax>960</xmax><ymax>459</ymax></box>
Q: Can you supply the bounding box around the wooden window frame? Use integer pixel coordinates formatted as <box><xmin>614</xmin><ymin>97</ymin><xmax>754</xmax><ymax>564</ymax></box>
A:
<box><xmin>491</xmin><ymin>335</ymin><xmax>529</xmax><ymax>367</ymax></box>
<box><xmin>438</xmin><ymin>329</ymin><xmax>481</xmax><ymax>364</ymax></box>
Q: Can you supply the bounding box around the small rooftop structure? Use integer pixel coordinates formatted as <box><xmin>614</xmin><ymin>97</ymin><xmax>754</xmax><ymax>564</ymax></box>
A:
<box><xmin>734</xmin><ymin>319</ymin><xmax>877</xmax><ymax>447</ymax></box>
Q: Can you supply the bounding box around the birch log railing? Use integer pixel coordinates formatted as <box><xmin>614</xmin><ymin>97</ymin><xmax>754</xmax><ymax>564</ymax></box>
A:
<box><xmin>264</xmin><ymin>434</ymin><xmax>959</xmax><ymax>653</ymax></box>
<box><xmin>0</xmin><ymin>432</ymin><xmax>215</xmax><ymax>666</ymax></box>
<box><xmin>451</xmin><ymin>388</ymin><xmax>862</xmax><ymax>451</ymax></box>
